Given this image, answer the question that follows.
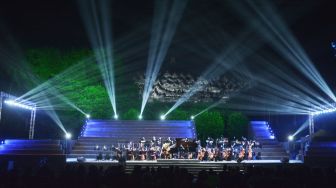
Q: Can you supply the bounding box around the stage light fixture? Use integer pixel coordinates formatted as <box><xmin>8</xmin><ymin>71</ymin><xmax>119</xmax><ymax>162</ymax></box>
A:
<box><xmin>114</xmin><ymin>114</ymin><xmax>118</xmax><ymax>120</ymax></box>
<box><xmin>311</xmin><ymin>107</ymin><xmax>336</xmax><ymax>116</ymax></box>
<box><xmin>288</xmin><ymin>135</ymin><xmax>294</xmax><ymax>141</ymax></box>
<box><xmin>86</xmin><ymin>114</ymin><xmax>91</xmax><ymax>119</ymax></box>
<box><xmin>138</xmin><ymin>115</ymin><xmax>143</xmax><ymax>120</ymax></box>
<box><xmin>191</xmin><ymin>115</ymin><xmax>195</xmax><ymax>120</ymax></box>
<box><xmin>270</xmin><ymin>135</ymin><xmax>275</xmax><ymax>139</ymax></box>
<box><xmin>160</xmin><ymin>115</ymin><xmax>166</xmax><ymax>120</ymax></box>
<box><xmin>65</xmin><ymin>133</ymin><xmax>72</xmax><ymax>139</ymax></box>
<box><xmin>4</xmin><ymin>100</ymin><xmax>35</xmax><ymax>110</ymax></box>
<box><xmin>331</xmin><ymin>41</ymin><xmax>336</xmax><ymax>49</ymax></box>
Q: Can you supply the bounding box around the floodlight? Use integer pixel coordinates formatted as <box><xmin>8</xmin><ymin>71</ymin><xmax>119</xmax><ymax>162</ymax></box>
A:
<box><xmin>65</xmin><ymin>133</ymin><xmax>72</xmax><ymax>139</ymax></box>
<box><xmin>311</xmin><ymin>108</ymin><xmax>336</xmax><ymax>116</ymax></box>
<box><xmin>114</xmin><ymin>114</ymin><xmax>118</xmax><ymax>119</ymax></box>
<box><xmin>86</xmin><ymin>114</ymin><xmax>91</xmax><ymax>119</ymax></box>
<box><xmin>4</xmin><ymin>100</ymin><xmax>35</xmax><ymax>110</ymax></box>
<box><xmin>160</xmin><ymin>115</ymin><xmax>166</xmax><ymax>120</ymax></box>
<box><xmin>138</xmin><ymin>115</ymin><xmax>143</xmax><ymax>120</ymax></box>
<box><xmin>288</xmin><ymin>135</ymin><xmax>294</xmax><ymax>141</ymax></box>
<box><xmin>191</xmin><ymin>115</ymin><xmax>195</xmax><ymax>120</ymax></box>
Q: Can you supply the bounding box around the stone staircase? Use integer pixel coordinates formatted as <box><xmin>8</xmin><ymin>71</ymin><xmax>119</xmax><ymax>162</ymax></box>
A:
<box><xmin>250</xmin><ymin>121</ymin><xmax>288</xmax><ymax>160</ymax></box>
<box><xmin>69</xmin><ymin>120</ymin><xmax>196</xmax><ymax>159</ymax></box>
<box><xmin>0</xmin><ymin>139</ymin><xmax>63</xmax><ymax>155</ymax></box>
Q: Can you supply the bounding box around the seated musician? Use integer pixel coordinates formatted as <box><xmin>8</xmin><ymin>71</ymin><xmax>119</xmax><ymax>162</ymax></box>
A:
<box><xmin>96</xmin><ymin>152</ymin><xmax>103</xmax><ymax>160</ymax></box>
<box><xmin>95</xmin><ymin>145</ymin><xmax>100</xmax><ymax>150</ymax></box>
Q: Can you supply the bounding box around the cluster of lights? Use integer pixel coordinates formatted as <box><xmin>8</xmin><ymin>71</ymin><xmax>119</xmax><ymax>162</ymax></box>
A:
<box><xmin>4</xmin><ymin>100</ymin><xmax>35</xmax><ymax>110</ymax></box>
<box><xmin>311</xmin><ymin>108</ymin><xmax>336</xmax><ymax>116</ymax></box>
<box><xmin>266</xmin><ymin>123</ymin><xmax>275</xmax><ymax>139</ymax></box>
<box><xmin>83</xmin><ymin>113</ymin><xmax>198</xmax><ymax>121</ymax></box>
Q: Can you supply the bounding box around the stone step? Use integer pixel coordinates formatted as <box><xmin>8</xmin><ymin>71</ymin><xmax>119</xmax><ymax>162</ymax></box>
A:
<box><xmin>3</xmin><ymin>139</ymin><xmax>61</xmax><ymax>145</ymax></box>
<box><xmin>0</xmin><ymin>149</ymin><xmax>63</xmax><ymax>155</ymax></box>
<box><xmin>2</xmin><ymin>144</ymin><xmax>62</xmax><ymax>148</ymax></box>
<box><xmin>1</xmin><ymin>145</ymin><xmax>62</xmax><ymax>150</ymax></box>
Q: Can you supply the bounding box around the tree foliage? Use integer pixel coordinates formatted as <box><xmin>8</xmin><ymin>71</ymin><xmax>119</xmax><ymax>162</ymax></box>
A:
<box><xmin>123</xmin><ymin>108</ymin><xmax>139</xmax><ymax>120</ymax></box>
<box><xmin>24</xmin><ymin>48</ymin><xmax>250</xmax><ymax>139</ymax></box>
<box><xmin>195</xmin><ymin>111</ymin><xmax>224</xmax><ymax>141</ymax></box>
<box><xmin>169</xmin><ymin>109</ymin><xmax>189</xmax><ymax>120</ymax></box>
<box><xmin>226</xmin><ymin>112</ymin><xmax>249</xmax><ymax>139</ymax></box>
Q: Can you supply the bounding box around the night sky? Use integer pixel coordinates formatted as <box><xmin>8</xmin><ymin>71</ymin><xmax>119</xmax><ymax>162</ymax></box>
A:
<box><xmin>0</xmin><ymin>0</ymin><xmax>335</xmax><ymax>86</ymax></box>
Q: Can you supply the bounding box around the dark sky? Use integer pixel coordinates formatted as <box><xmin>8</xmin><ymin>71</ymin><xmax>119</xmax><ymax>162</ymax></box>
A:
<box><xmin>0</xmin><ymin>0</ymin><xmax>154</xmax><ymax>48</ymax></box>
<box><xmin>0</xmin><ymin>0</ymin><xmax>335</xmax><ymax>85</ymax></box>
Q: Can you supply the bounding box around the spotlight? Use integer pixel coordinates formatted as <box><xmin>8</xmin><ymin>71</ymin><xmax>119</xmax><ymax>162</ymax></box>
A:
<box><xmin>138</xmin><ymin>115</ymin><xmax>143</xmax><ymax>120</ymax></box>
<box><xmin>191</xmin><ymin>115</ymin><xmax>195</xmax><ymax>120</ymax></box>
<box><xmin>4</xmin><ymin>100</ymin><xmax>35</xmax><ymax>110</ymax></box>
<box><xmin>114</xmin><ymin>114</ymin><xmax>118</xmax><ymax>120</ymax></box>
<box><xmin>270</xmin><ymin>135</ymin><xmax>275</xmax><ymax>139</ymax></box>
<box><xmin>311</xmin><ymin>104</ymin><xmax>336</xmax><ymax>116</ymax></box>
<box><xmin>65</xmin><ymin>133</ymin><xmax>72</xmax><ymax>139</ymax></box>
<box><xmin>86</xmin><ymin>114</ymin><xmax>91</xmax><ymax>119</ymax></box>
<box><xmin>160</xmin><ymin>115</ymin><xmax>166</xmax><ymax>120</ymax></box>
<box><xmin>288</xmin><ymin>135</ymin><xmax>294</xmax><ymax>141</ymax></box>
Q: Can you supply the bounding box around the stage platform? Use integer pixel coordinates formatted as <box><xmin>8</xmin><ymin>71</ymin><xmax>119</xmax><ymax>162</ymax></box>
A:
<box><xmin>66</xmin><ymin>158</ymin><xmax>303</xmax><ymax>164</ymax></box>
<box><xmin>66</xmin><ymin>158</ymin><xmax>303</xmax><ymax>175</ymax></box>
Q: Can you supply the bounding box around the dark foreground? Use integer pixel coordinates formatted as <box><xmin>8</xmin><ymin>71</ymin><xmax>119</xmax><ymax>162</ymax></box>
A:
<box><xmin>0</xmin><ymin>163</ymin><xmax>335</xmax><ymax>188</ymax></box>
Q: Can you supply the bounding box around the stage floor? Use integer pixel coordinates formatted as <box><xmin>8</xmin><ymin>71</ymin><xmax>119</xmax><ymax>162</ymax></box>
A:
<box><xmin>66</xmin><ymin>158</ymin><xmax>303</xmax><ymax>164</ymax></box>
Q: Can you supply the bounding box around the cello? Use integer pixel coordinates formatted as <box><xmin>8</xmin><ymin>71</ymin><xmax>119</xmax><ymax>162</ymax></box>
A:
<box><xmin>247</xmin><ymin>141</ymin><xmax>253</xmax><ymax>160</ymax></box>
<box><xmin>237</xmin><ymin>147</ymin><xmax>245</xmax><ymax>163</ymax></box>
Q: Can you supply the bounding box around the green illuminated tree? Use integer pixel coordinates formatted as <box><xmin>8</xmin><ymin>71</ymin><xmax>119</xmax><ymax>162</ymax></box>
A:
<box><xmin>169</xmin><ymin>109</ymin><xmax>189</xmax><ymax>120</ymax></box>
<box><xmin>226</xmin><ymin>112</ymin><xmax>249</xmax><ymax>139</ymax></box>
<box><xmin>195</xmin><ymin>111</ymin><xmax>224</xmax><ymax>142</ymax></box>
<box><xmin>123</xmin><ymin>108</ymin><xmax>139</xmax><ymax>120</ymax></box>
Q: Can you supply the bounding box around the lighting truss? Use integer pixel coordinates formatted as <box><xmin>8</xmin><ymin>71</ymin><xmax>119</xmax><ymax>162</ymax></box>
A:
<box><xmin>0</xmin><ymin>91</ymin><xmax>37</xmax><ymax>139</ymax></box>
<box><xmin>4</xmin><ymin>100</ymin><xmax>35</xmax><ymax>110</ymax></box>
<box><xmin>311</xmin><ymin>103</ymin><xmax>336</xmax><ymax>116</ymax></box>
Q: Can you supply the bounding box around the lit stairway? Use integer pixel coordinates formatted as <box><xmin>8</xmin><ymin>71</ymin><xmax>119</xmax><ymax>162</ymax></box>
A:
<box><xmin>250</xmin><ymin>121</ymin><xmax>288</xmax><ymax>160</ymax></box>
<box><xmin>0</xmin><ymin>139</ymin><xmax>63</xmax><ymax>155</ymax></box>
<box><xmin>69</xmin><ymin>120</ymin><xmax>197</xmax><ymax>159</ymax></box>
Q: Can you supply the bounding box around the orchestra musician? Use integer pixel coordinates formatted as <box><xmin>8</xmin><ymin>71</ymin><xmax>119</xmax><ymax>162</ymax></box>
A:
<box><xmin>94</xmin><ymin>136</ymin><xmax>257</xmax><ymax>162</ymax></box>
